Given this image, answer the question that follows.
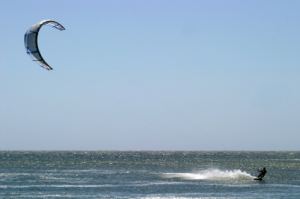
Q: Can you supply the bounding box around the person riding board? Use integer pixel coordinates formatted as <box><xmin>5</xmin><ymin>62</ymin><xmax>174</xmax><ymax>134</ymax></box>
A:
<box><xmin>257</xmin><ymin>167</ymin><xmax>267</xmax><ymax>179</ymax></box>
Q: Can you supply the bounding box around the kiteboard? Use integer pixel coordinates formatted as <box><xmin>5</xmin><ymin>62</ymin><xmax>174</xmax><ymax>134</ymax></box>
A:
<box><xmin>253</xmin><ymin>177</ymin><xmax>263</xmax><ymax>181</ymax></box>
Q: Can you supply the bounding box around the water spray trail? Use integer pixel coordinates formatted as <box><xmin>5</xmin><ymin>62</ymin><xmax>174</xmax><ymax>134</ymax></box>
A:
<box><xmin>162</xmin><ymin>169</ymin><xmax>255</xmax><ymax>181</ymax></box>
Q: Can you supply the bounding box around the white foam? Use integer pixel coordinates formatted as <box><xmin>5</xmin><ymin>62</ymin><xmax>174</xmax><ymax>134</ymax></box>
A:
<box><xmin>162</xmin><ymin>169</ymin><xmax>254</xmax><ymax>181</ymax></box>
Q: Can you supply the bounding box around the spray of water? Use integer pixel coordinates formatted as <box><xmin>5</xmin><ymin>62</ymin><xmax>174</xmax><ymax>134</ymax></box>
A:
<box><xmin>162</xmin><ymin>169</ymin><xmax>255</xmax><ymax>181</ymax></box>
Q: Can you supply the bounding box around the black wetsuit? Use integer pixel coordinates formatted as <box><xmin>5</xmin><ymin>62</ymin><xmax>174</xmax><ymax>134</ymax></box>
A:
<box><xmin>257</xmin><ymin>168</ymin><xmax>267</xmax><ymax>179</ymax></box>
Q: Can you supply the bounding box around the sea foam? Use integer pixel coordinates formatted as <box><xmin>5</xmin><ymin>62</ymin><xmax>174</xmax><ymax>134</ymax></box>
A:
<box><xmin>162</xmin><ymin>169</ymin><xmax>254</xmax><ymax>181</ymax></box>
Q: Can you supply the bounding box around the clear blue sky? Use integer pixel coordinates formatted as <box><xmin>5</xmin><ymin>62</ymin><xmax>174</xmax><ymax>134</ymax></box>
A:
<box><xmin>0</xmin><ymin>0</ymin><xmax>299</xmax><ymax>150</ymax></box>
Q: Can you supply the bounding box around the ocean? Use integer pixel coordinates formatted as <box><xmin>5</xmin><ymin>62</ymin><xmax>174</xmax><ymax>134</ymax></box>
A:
<box><xmin>0</xmin><ymin>151</ymin><xmax>299</xmax><ymax>198</ymax></box>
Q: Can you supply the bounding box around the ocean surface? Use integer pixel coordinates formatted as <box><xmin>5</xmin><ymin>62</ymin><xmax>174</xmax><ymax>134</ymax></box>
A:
<box><xmin>0</xmin><ymin>151</ymin><xmax>299</xmax><ymax>198</ymax></box>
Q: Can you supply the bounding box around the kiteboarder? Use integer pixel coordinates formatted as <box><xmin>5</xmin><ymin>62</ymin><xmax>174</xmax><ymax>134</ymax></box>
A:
<box><xmin>255</xmin><ymin>167</ymin><xmax>267</xmax><ymax>180</ymax></box>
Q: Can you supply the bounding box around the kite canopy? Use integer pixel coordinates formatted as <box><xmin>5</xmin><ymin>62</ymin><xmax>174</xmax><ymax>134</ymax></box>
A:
<box><xmin>24</xmin><ymin>20</ymin><xmax>65</xmax><ymax>70</ymax></box>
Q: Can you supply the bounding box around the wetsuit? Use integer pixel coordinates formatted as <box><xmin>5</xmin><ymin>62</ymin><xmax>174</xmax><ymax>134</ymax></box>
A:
<box><xmin>257</xmin><ymin>168</ymin><xmax>267</xmax><ymax>179</ymax></box>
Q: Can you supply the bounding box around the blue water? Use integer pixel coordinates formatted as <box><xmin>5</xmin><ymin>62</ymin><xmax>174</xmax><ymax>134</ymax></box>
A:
<box><xmin>0</xmin><ymin>151</ymin><xmax>299</xmax><ymax>198</ymax></box>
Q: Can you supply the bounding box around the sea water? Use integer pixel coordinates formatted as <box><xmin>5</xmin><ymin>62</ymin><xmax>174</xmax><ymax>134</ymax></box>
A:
<box><xmin>0</xmin><ymin>151</ymin><xmax>299</xmax><ymax>198</ymax></box>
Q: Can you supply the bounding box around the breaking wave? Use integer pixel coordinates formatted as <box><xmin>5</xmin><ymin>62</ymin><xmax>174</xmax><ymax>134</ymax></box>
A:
<box><xmin>162</xmin><ymin>169</ymin><xmax>254</xmax><ymax>181</ymax></box>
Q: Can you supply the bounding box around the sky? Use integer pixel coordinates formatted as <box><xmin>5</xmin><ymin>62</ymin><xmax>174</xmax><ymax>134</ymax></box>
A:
<box><xmin>0</xmin><ymin>0</ymin><xmax>300</xmax><ymax>150</ymax></box>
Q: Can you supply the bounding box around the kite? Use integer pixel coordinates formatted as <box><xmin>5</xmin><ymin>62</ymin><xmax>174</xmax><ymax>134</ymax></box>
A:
<box><xmin>24</xmin><ymin>20</ymin><xmax>65</xmax><ymax>70</ymax></box>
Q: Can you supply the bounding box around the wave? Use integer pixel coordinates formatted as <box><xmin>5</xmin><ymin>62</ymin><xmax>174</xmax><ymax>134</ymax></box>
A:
<box><xmin>162</xmin><ymin>169</ymin><xmax>255</xmax><ymax>181</ymax></box>
<box><xmin>0</xmin><ymin>184</ymin><xmax>119</xmax><ymax>189</ymax></box>
<box><xmin>141</xmin><ymin>197</ymin><xmax>237</xmax><ymax>199</ymax></box>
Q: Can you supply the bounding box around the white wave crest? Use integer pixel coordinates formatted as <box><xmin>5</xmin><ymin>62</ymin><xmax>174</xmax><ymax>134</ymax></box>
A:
<box><xmin>162</xmin><ymin>169</ymin><xmax>254</xmax><ymax>181</ymax></box>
